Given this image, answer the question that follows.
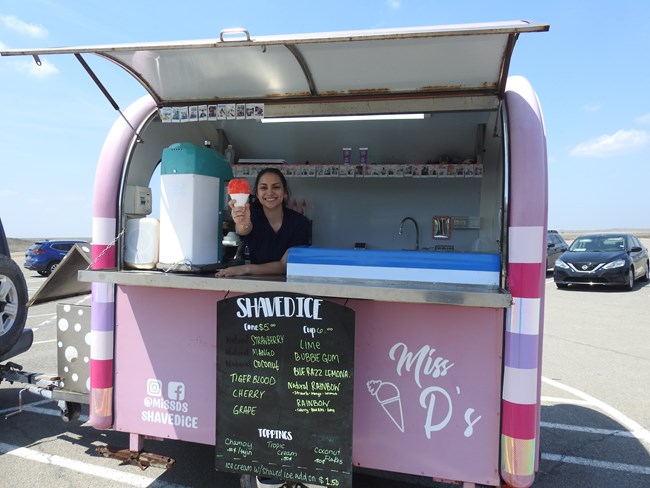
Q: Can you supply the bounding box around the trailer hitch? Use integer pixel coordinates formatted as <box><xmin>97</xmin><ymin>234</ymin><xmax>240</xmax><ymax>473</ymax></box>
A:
<box><xmin>4</xmin><ymin>386</ymin><xmax>29</xmax><ymax>419</ymax></box>
<box><xmin>96</xmin><ymin>446</ymin><xmax>175</xmax><ymax>470</ymax></box>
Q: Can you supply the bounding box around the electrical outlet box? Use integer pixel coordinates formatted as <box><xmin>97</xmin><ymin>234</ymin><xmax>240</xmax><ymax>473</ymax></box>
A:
<box><xmin>124</xmin><ymin>185</ymin><xmax>152</xmax><ymax>215</ymax></box>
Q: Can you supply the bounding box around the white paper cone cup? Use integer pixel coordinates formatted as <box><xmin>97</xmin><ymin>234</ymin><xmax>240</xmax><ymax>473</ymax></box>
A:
<box><xmin>230</xmin><ymin>193</ymin><xmax>249</xmax><ymax>207</ymax></box>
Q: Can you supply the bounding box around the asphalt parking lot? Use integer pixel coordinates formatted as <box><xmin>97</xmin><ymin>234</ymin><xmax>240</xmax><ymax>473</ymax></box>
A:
<box><xmin>2</xmin><ymin>243</ymin><xmax>650</xmax><ymax>487</ymax></box>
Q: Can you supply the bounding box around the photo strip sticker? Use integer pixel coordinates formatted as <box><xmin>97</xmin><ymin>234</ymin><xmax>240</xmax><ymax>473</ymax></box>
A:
<box><xmin>245</xmin><ymin>103</ymin><xmax>264</xmax><ymax>119</ymax></box>
<box><xmin>208</xmin><ymin>105</ymin><xmax>218</xmax><ymax>120</ymax></box>
<box><xmin>159</xmin><ymin>107</ymin><xmax>173</xmax><ymax>123</ymax></box>
<box><xmin>188</xmin><ymin>106</ymin><xmax>198</xmax><ymax>122</ymax></box>
<box><xmin>236</xmin><ymin>104</ymin><xmax>246</xmax><ymax>119</ymax></box>
<box><xmin>254</xmin><ymin>103</ymin><xmax>264</xmax><ymax>118</ymax></box>
<box><xmin>218</xmin><ymin>104</ymin><xmax>227</xmax><ymax>120</ymax></box>
<box><xmin>198</xmin><ymin>105</ymin><xmax>208</xmax><ymax>120</ymax></box>
<box><xmin>179</xmin><ymin>106</ymin><xmax>189</xmax><ymax>122</ymax></box>
<box><xmin>171</xmin><ymin>107</ymin><xmax>182</xmax><ymax>123</ymax></box>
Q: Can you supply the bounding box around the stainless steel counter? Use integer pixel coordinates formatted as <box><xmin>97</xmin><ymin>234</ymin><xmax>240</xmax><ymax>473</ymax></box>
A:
<box><xmin>78</xmin><ymin>269</ymin><xmax>512</xmax><ymax>308</ymax></box>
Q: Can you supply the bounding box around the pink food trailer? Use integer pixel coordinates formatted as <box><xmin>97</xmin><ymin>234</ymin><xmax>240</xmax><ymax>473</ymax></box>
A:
<box><xmin>2</xmin><ymin>21</ymin><xmax>550</xmax><ymax>487</ymax></box>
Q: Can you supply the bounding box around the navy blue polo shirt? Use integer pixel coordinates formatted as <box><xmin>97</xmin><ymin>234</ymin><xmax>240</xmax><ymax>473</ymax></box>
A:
<box><xmin>243</xmin><ymin>206</ymin><xmax>310</xmax><ymax>264</ymax></box>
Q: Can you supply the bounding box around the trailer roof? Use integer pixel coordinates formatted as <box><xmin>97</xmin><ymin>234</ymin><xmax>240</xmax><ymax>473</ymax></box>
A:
<box><xmin>0</xmin><ymin>21</ymin><xmax>548</xmax><ymax>106</ymax></box>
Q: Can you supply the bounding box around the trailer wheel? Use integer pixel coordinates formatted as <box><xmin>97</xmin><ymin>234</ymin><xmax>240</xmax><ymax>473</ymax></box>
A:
<box><xmin>0</xmin><ymin>255</ymin><xmax>28</xmax><ymax>356</ymax></box>
<box><xmin>58</xmin><ymin>401</ymin><xmax>82</xmax><ymax>422</ymax></box>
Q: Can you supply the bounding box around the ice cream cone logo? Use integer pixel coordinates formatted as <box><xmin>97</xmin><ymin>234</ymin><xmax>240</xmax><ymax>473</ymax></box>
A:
<box><xmin>367</xmin><ymin>379</ymin><xmax>404</xmax><ymax>433</ymax></box>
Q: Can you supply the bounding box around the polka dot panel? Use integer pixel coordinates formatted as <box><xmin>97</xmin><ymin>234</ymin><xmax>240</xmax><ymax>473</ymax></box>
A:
<box><xmin>56</xmin><ymin>303</ymin><xmax>91</xmax><ymax>393</ymax></box>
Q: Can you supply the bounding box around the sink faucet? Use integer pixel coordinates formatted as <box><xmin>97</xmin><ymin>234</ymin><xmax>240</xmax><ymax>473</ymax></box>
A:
<box><xmin>398</xmin><ymin>217</ymin><xmax>420</xmax><ymax>250</ymax></box>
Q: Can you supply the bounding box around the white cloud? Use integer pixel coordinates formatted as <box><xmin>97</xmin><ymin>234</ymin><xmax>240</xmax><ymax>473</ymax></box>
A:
<box><xmin>61</xmin><ymin>194</ymin><xmax>87</xmax><ymax>203</ymax></box>
<box><xmin>1</xmin><ymin>15</ymin><xmax>48</xmax><ymax>38</ymax></box>
<box><xmin>636</xmin><ymin>113</ymin><xmax>650</xmax><ymax>125</ymax></box>
<box><xmin>0</xmin><ymin>189</ymin><xmax>19</xmax><ymax>198</ymax></box>
<box><xmin>570</xmin><ymin>129</ymin><xmax>650</xmax><ymax>158</ymax></box>
<box><xmin>581</xmin><ymin>103</ymin><xmax>601</xmax><ymax>113</ymax></box>
<box><xmin>0</xmin><ymin>40</ymin><xmax>6</xmax><ymax>49</ymax></box>
<box><xmin>12</xmin><ymin>58</ymin><xmax>59</xmax><ymax>77</ymax></box>
<box><xmin>386</xmin><ymin>0</ymin><xmax>401</xmax><ymax>9</ymax></box>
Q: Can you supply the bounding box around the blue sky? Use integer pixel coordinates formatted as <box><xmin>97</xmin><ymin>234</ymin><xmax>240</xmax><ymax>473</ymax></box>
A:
<box><xmin>1</xmin><ymin>0</ymin><xmax>649</xmax><ymax>237</ymax></box>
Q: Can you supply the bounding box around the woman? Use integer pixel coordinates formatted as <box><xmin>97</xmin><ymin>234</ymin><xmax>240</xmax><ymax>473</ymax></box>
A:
<box><xmin>217</xmin><ymin>169</ymin><xmax>318</xmax><ymax>487</ymax></box>
<box><xmin>216</xmin><ymin>167</ymin><xmax>310</xmax><ymax>277</ymax></box>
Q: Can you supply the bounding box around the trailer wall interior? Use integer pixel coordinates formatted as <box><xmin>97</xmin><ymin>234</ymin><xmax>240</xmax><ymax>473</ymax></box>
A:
<box><xmin>121</xmin><ymin>107</ymin><xmax>504</xmax><ymax>256</ymax></box>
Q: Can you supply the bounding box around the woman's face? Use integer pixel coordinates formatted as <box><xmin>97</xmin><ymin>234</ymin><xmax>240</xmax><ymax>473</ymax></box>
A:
<box><xmin>255</xmin><ymin>172</ymin><xmax>286</xmax><ymax>210</ymax></box>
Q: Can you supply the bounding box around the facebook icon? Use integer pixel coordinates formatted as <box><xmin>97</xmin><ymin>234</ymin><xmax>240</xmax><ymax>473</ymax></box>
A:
<box><xmin>168</xmin><ymin>381</ymin><xmax>185</xmax><ymax>401</ymax></box>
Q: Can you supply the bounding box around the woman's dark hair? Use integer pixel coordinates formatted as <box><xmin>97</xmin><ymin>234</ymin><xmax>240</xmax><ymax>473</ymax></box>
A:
<box><xmin>252</xmin><ymin>167</ymin><xmax>290</xmax><ymax>207</ymax></box>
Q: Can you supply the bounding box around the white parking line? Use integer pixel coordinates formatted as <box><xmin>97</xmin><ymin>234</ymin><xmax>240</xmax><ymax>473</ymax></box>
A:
<box><xmin>0</xmin><ymin>441</ymin><xmax>190</xmax><ymax>488</ymax></box>
<box><xmin>542</xmin><ymin>453</ymin><xmax>650</xmax><ymax>475</ymax></box>
<box><xmin>541</xmin><ymin>421</ymin><xmax>647</xmax><ymax>440</ymax></box>
<box><xmin>541</xmin><ymin>395</ymin><xmax>591</xmax><ymax>406</ymax></box>
<box><xmin>543</xmin><ymin>376</ymin><xmax>650</xmax><ymax>444</ymax></box>
<box><xmin>28</xmin><ymin>313</ymin><xmax>58</xmax><ymax>319</ymax></box>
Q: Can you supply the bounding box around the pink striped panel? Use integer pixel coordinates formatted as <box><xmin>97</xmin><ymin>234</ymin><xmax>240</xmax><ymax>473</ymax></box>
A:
<box><xmin>501</xmin><ymin>400</ymin><xmax>537</xmax><ymax>439</ymax></box>
<box><xmin>500</xmin><ymin>76</ymin><xmax>547</xmax><ymax>488</ymax></box>
<box><xmin>501</xmin><ymin>435</ymin><xmax>536</xmax><ymax>487</ymax></box>
<box><xmin>90</xmin><ymin>359</ymin><xmax>114</xmax><ymax>389</ymax></box>
<box><xmin>88</xmin><ymin>96</ymin><xmax>157</xmax><ymax>431</ymax></box>
<box><xmin>507</xmin><ymin>262</ymin><xmax>544</xmax><ymax>299</ymax></box>
<box><xmin>91</xmin><ymin>244</ymin><xmax>116</xmax><ymax>270</ymax></box>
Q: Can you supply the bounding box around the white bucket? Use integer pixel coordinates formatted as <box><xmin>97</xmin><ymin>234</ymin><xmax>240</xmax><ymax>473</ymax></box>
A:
<box><xmin>124</xmin><ymin>217</ymin><xmax>160</xmax><ymax>269</ymax></box>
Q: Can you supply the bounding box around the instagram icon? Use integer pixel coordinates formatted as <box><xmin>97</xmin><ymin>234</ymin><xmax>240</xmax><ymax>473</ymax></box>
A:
<box><xmin>146</xmin><ymin>379</ymin><xmax>162</xmax><ymax>397</ymax></box>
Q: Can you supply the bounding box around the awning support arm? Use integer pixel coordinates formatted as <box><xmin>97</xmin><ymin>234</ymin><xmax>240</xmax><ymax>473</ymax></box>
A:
<box><xmin>74</xmin><ymin>53</ymin><xmax>144</xmax><ymax>143</ymax></box>
<box><xmin>284</xmin><ymin>44</ymin><xmax>318</xmax><ymax>96</ymax></box>
<box><xmin>497</xmin><ymin>33</ymin><xmax>518</xmax><ymax>99</ymax></box>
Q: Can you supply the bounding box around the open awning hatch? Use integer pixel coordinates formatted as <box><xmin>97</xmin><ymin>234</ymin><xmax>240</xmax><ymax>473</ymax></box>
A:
<box><xmin>1</xmin><ymin>21</ymin><xmax>548</xmax><ymax>109</ymax></box>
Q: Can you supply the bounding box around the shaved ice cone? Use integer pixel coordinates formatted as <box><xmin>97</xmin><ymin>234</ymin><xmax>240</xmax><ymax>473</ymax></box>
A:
<box><xmin>230</xmin><ymin>193</ymin><xmax>249</xmax><ymax>207</ymax></box>
<box><xmin>367</xmin><ymin>379</ymin><xmax>404</xmax><ymax>432</ymax></box>
<box><xmin>228</xmin><ymin>179</ymin><xmax>251</xmax><ymax>207</ymax></box>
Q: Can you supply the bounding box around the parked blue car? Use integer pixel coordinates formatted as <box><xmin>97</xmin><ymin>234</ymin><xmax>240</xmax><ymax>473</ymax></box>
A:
<box><xmin>24</xmin><ymin>240</ymin><xmax>91</xmax><ymax>276</ymax></box>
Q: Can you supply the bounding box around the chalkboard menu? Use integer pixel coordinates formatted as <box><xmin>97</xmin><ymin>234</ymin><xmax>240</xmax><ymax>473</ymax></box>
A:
<box><xmin>216</xmin><ymin>292</ymin><xmax>355</xmax><ymax>487</ymax></box>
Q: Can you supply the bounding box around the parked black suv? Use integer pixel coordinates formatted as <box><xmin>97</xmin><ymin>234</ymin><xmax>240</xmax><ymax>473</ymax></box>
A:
<box><xmin>0</xmin><ymin>218</ymin><xmax>30</xmax><ymax>358</ymax></box>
